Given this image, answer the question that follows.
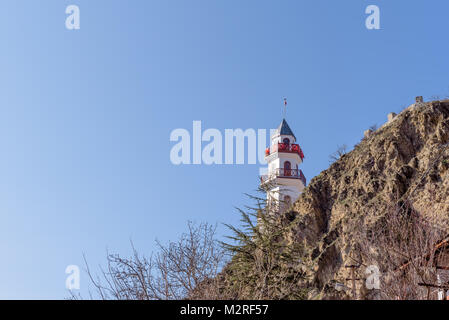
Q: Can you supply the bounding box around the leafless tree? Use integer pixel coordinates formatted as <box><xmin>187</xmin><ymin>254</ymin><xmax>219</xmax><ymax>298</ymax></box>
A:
<box><xmin>355</xmin><ymin>200</ymin><xmax>449</xmax><ymax>300</ymax></box>
<box><xmin>81</xmin><ymin>221</ymin><xmax>226</xmax><ymax>300</ymax></box>
<box><xmin>329</xmin><ymin>145</ymin><xmax>348</xmax><ymax>163</ymax></box>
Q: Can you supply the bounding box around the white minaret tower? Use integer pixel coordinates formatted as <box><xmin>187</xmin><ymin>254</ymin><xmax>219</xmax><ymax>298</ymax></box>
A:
<box><xmin>261</xmin><ymin>107</ymin><xmax>306</xmax><ymax>211</ymax></box>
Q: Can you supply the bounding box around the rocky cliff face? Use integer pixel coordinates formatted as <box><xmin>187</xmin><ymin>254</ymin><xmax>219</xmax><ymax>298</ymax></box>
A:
<box><xmin>289</xmin><ymin>98</ymin><xmax>449</xmax><ymax>298</ymax></box>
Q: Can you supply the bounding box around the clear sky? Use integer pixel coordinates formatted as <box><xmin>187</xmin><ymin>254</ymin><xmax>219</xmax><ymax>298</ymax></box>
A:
<box><xmin>0</xmin><ymin>0</ymin><xmax>448</xmax><ymax>299</ymax></box>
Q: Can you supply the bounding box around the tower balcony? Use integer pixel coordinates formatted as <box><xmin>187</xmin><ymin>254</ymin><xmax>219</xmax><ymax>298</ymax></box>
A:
<box><xmin>260</xmin><ymin>168</ymin><xmax>307</xmax><ymax>186</ymax></box>
<box><xmin>265</xmin><ymin>143</ymin><xmax>304</xmax><ymax>160</ymax></box>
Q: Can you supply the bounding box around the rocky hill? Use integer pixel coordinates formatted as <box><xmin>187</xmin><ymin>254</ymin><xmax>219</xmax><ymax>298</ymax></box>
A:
<box><xmin>207</xmin><ymin>97</ymin><xmax>449</xmax><ymax>300</ymax></box>
<box><xmin>288</xmin><ymin>97</ymin><xmax>449</xmax><ymax>298</ymax></box>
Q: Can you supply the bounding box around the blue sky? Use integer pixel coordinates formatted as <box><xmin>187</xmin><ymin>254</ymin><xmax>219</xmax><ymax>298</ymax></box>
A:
<box><xmin>0</xmin><ymin>0</ymin><xmax>448</xmax><ymax>299</ymax></box>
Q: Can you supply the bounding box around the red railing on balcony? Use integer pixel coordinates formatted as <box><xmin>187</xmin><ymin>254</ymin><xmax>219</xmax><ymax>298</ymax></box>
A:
<box><xmin>265</xmin><ymin>143</ymin><xmax>304</xmax><ymax>160</ymax></box>
<box><xmin>260</xmin><ymin>168</ymin><xmax>307</xmax><ymax>186</ymax></box>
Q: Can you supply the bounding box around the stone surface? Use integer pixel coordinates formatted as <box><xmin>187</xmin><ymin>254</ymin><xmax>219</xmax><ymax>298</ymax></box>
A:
<box><xmin>364</xmin><ymin>129</ymin><xmax>373</xmax><ymax>138</ymax></box>
<box><xmin>289</xmin><ymin>99</ymin><xmax>449</xmax><ymax>298</ymax></box>
<box><xmin>387</xmin><ymin>112</ymin><xmax>397</xmax><ymax>122</ymax></box>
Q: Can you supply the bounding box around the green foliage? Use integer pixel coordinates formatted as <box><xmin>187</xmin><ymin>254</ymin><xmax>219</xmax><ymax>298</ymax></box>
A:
<box><xmin>219</xmin><ymin>185</ymin><xmax>314</xmax><ymax>300</ymax></box>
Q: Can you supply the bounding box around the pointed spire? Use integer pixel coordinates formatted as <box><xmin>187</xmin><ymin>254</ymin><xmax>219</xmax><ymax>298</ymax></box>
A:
<box><xmin>277</xmin><ymin>118</ymin><xmax>296</xmax><ymax>140</ymax></box>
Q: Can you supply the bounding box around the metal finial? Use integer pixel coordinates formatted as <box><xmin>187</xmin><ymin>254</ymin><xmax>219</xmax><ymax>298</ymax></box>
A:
<box><xmin>283</xmin><ymin>98</ymin><xmax>287</xmax><ymax>118</ymax></box>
